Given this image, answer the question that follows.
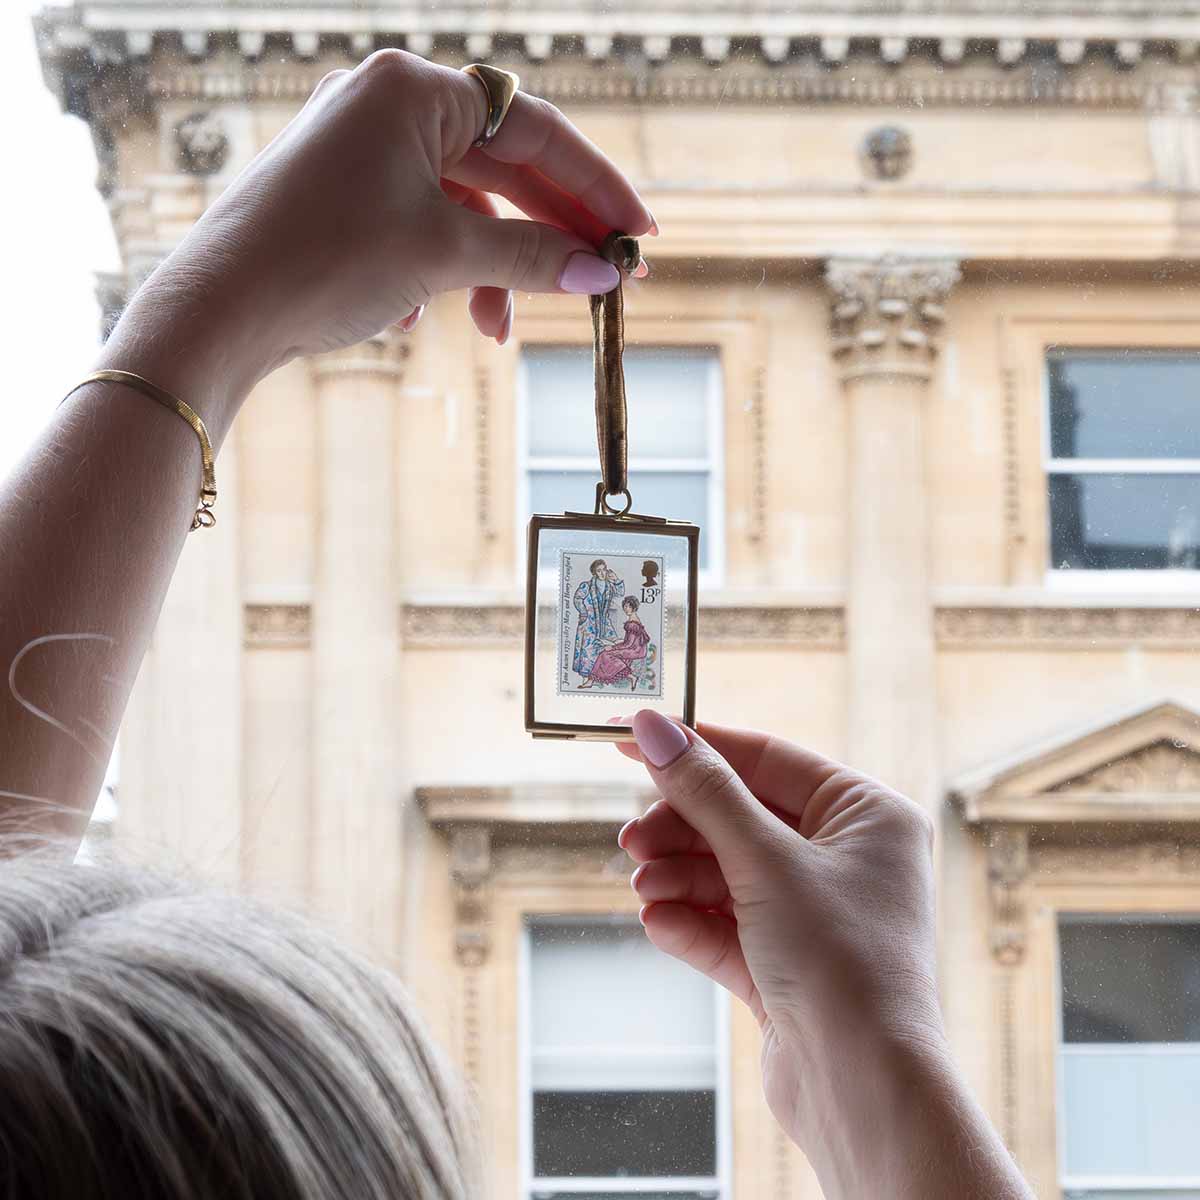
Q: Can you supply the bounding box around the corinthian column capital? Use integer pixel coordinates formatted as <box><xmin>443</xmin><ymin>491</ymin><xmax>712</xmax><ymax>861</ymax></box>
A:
<box><xmin>824</xmin><ymin>255</ymin><xmax>961</xmax><ymax>382</ymax></box>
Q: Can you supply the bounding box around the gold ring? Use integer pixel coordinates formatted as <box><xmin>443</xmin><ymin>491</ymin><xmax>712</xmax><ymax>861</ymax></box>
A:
<box><xmin>462</xmin><ymin>63</ymin><xmax>521</xmax><ymax>148</ymax></box>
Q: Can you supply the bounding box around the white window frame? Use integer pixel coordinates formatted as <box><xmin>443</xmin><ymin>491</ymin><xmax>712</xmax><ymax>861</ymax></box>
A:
<box><xmin>516</xmin><ymin>346</ymin><xmax>726</xmax><ymax>589</ymax></box>
<box><xmin>1043</xmin><ymin>349</ymin><xmax>1200</xmax><ymax>592</ymax></box>
<box><xmin>1054</xmin><ymin>913</ymin><xmax>1200</xmax><ymax>1197</ymax></box>
<box><xmin>519</xmin><ymin>914</ymin><xmax>731</xmax><ymax>1200</ymax></box>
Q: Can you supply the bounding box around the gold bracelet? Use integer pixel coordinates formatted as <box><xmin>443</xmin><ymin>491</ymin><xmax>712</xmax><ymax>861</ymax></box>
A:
<box><xmin>62</xmin><ymin>369</ymin><xmax>217</xmax><ymax>531</ymax></box>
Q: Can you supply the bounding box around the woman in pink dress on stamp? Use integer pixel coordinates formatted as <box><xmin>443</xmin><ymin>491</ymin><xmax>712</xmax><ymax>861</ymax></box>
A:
<box><xmin>580</xmin><ymin>596</ymin><xmax>651</xmax><ymax>690</ymax></box>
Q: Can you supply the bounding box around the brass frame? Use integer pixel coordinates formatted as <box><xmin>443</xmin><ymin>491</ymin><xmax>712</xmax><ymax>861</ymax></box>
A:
<box><xmin>524</xmin><ymin>511</ymin><xmax>700</xmax><ymax>741</ymax></box>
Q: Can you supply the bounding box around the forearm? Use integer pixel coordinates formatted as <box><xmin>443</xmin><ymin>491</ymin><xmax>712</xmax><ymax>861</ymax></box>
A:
<box><xmin>0</xmin><ymin>267</ymin><xmax>255</xmax><ymax>845</ymax></box>
<box><xmin>806</xmin><ymin>1031</ymin><xmax>1034</xmax><ymax>1200</ymax></box>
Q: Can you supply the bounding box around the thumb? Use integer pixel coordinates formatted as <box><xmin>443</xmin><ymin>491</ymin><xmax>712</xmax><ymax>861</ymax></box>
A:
<box><xmin>442</xmin><ymin>206</ymin><xmax>621</xmax><ymax>296</ymax></box>
<box><xmin>631</xmin><ymin>710</ymin><xmax>789</xmax><ymax>884</ymax></box>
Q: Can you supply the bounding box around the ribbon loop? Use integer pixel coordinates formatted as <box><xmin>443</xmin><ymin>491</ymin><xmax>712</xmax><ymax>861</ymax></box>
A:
<box><xmin>590</xmin><ymin>231</ymin><xmax>640</xmax><ymax>501</ymax></box>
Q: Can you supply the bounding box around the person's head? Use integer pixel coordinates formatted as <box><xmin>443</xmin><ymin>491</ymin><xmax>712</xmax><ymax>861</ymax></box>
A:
<box><xmin>622</xmin><ymin>596</ymin><xmax>639</xmax><ymax>615</ymax></box>
<box><xmin>590</xmin><ymin>559</ymin><xmax>607</xmax><ymax>578</ymax></box>
<box><xmin>0</xmin><ymin>851</ymin><xmax>476</xmax><ymax>1200</ymax></box>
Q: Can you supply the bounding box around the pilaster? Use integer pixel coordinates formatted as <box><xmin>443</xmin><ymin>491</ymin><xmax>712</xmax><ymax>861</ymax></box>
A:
<box><xmin>825</xmin><ymin>255</ymin><xmax>959</xmax><ymax>810</ymax></box>
<box><xmin>310</xmin><ymin>334</ymin><xmax>407</xmax><ymax>951</ymax></box>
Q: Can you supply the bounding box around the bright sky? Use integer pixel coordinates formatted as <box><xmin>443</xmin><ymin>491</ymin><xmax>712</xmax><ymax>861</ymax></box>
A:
<box><xmin>0</xmin><ymin>1</ymin><xmax>118</xmax><ymax>481</ymax></box>
<box><xmin>1</xmin><ymin>2</ymin><xmax>122</xmax><ymax>808</ymax></box>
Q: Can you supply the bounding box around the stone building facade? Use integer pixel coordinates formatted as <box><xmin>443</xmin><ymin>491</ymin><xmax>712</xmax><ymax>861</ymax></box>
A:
<box><xmin>37</xmin><ymin>3</ymin><xmax>1200</xmax><ymax>1198</ymax></box>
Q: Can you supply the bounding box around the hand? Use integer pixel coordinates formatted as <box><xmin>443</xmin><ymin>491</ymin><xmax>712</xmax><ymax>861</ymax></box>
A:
<box><xmin>108</xmin><ymin>50</ymin><xmax>653</xmax><ymax>429</ymax></box>
<box><xmin>616</xmin><ymin>712</ymin><xmax>1033</xmax><ymax>1200</ymax></box>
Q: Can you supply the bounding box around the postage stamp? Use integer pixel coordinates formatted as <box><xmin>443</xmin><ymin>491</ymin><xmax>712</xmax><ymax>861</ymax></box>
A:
<box><xmin>556</xmin><ymin>551</ymin><xmax>665</xmax><ymax>698</ymax></box>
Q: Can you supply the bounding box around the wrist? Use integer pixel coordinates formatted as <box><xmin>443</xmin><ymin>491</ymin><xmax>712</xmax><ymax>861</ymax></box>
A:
<box><xmin>99</xmin><ymin>256</ymin><xmax>275</xmax><ymax>445</ymax></box>
<box><xmin>798</xmin><ymin>1025</ymin><xmax>958</xmax><ymax>1196</ymax></box>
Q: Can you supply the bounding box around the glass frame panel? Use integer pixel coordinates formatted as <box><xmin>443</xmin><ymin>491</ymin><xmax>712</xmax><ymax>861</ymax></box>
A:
<box><xmin>524</xmin><ymin>512</ymin><xmax>699</xmax><ymax>741</ymax></box>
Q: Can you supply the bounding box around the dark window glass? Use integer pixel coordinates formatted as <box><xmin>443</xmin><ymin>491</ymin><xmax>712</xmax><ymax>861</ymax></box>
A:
<box><xmin>1048</xmin><ymin>473</ymin><xmax>1200</xmax><ymax>570</ymax></box>
<box><xmin>1060</xmin><ymin>919</ymin><xmax>1200</xmax><ymax>1043</ymax></box>
<box><xmin>1048</xmin><ymin>350</ymin><xmax>1200</xmax><ymax>460</ymax></box>
<box><xmin>532</xmin><ymin>1090</ymin><xmax>716</xmax><ymax>1178</ymax></box>
<box><xmin>534</xmin><ymin>1194</ymin><xmax>718</xmax><ymax>1199</ymax></box>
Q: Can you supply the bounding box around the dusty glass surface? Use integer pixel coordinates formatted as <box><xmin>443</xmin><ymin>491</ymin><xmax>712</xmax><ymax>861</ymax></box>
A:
<box><xmin>15</xmin><ymin>3</ymin><xmax>1200</xmax><ymax>1198</ymax></box>
<box><xmin>1047</xmin><ymin>350</ymin><xmax>1200</xmax><ymax>572</ymax></box>
<box><xmin>527</xmin><ymin>919</ymin><xmax>722</xmax><ymax>1194</ymax></box>
<box><xmin>1058</xmin><ymin>918</ymin><xmax>1200</xmax><ymax>1192</ymax></box>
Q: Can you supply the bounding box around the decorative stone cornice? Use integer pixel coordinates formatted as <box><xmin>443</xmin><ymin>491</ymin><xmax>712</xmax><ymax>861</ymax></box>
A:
<box><xmin>825</xmin><ymin>255</ymin><xmax>962</xmax><ymax>381</ymax></box>
<box><xmin>952</xmin><ymin>698</ymin><xmax>1200</xmax><ymax>964</ymax></box>
<box><xmin>950</xmin><ymin>699</ymin><xmax>1200</xmax><ymax>825</ymax></box>
<box><xmin>399</xmin><ymin>603</ymin><xmax>846</xmax><ymax>648</ymax></box>
<box><xmin>935</xmin><ymin>605</ymin><xmax>1200</xmax><ymax>648</ymax></box>
<box><xmin>246</xmin><ymin>602</ymin><xmax>1200</xmax><ymax>650</ymax></box>
<box><xmin>244</xmin><ymin>604</ymin><xmax>311</xmax><ymax>648</ymax></box>
<box><xmin>35</xmin><ymin>6</ymin><xmax>1200</xmax><ymax>118</ymax></box>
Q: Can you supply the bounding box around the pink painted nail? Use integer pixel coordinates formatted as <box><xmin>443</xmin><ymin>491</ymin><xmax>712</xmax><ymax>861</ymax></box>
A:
<box><xmin>633</xmin><ymin>258</ymin><xmax>650</xmax><ymax>280</ymax></box>
<box><xmin>647</xmin><ymin>213</ymin><xmax>660</xmax><ymax>236</ymax></box>
<box><xmin>638</xmin><ymin>903</ymin><xmax>653</xmax><ymax>925</ymax></box>
<box><xmin>399</xmin><ymin>304</ymin><xmax>424</xmax><ymax>333</ymax></box>
<box><xmin>630</xmin><ymin>863</ymin><xmax>647</xmax><ymax>890</ymax></box>
<box><xmin>617</xmin><ymin>816</ymin><xmax>639</xmax><ymax>849</ymax></box>
<box><xmin>632</xmin><ymin>710</ymin><xmax>689</xmax><ymax>769</ymax></box>
<box><xmin>558</xmin><ymin>252</ymin><xmax>621</xmax><ymax>295</ymax></box>
<box><xmin>496</xmin><ymin>298</ymin><xmax>514</xmax><ymax>346</ymax></box>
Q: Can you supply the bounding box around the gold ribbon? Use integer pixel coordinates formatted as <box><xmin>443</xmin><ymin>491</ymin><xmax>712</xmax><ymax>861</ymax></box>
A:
<box><xmin>589</xmin><ymin>231</ymin><xmax>641</xmax><ymax>511</ymax></box>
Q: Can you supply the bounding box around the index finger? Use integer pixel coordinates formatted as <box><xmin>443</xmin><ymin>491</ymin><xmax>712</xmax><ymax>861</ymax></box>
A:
<box><xmin>616</xmin><ymin>719</ymin><xmax>849</xmax><ymax>822</ymax></box>
<box><xmin>484</xmin><ymin>92</ymin><xmax>653</xmax><ymax>239</ymax></box>
<box><xmin>442</xmin><ymin>69</ymin><xmax>653</xmax><ymax>240</ymax></box>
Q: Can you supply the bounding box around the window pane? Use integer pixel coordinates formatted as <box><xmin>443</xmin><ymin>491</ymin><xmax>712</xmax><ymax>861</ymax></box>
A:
<box><xmin>529</xmin><ymin>470</ymin><xmax>712</xmax><ymax>569</ymax></box>
<box><xmin>529</xmin><ymin>920</ymin><xmax>718</xmax><ymax>1181</ymax></box>
<box><xmin>1048</xmin><ymin>350</ymin><xmax>1200</xmax><ymax>459</ymax></box>
<box><xmin>1060</xmin><ymin>1048</ymin><xmax>1200</xmax><ymax>1180</ymax></box>
<box><xmin>534</xmin><ymin>1194</ymin><xmax>719</xmax><ymax>1199</ymax></box>
<box><xmin>533</xmin><ymin>1091</ymin><xmax>716</xmax><ymax>1178</ymax></box>
<box><xmin>529</xmin><ymin>921</ymin><xmax>717</xmax><ymax>1088</ymax></box>
<box><xmin>526</xmin><ymin>346</ymin><xmax>714</xmax><ymax>459</ymax></box>
<box><xmin>1060</xmin><ymin>920</ymin><xmax>1200</xmax><ymax>1043</ymax></box>
<box><xmin>1048</xmin><ymin>473</ymin><xmax>1200</xmax><ymax>570</ymax></box>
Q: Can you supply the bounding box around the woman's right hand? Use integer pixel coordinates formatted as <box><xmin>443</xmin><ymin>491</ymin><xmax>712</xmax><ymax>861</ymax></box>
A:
<box><xmin>109</xmin><ymin>49</ymin><xmax>653</xmax><ymax>430</ymax></box>
<box><xmin>617</xmin><ymin>712</ymin><xmax>1033</xmax><ymax>1200</ymax></box>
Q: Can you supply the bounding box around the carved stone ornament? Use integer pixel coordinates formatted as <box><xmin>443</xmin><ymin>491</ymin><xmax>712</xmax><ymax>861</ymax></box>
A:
<box><xmin>861</xmin><ymin>125</ymin><xmax>913</xmax><ymax>180</ymax></box>
<box><xmin>1049</xmin><ymin>740</ymin><xmax>1200</xmax><ymax>796</ymax></box>
<box><xmin>449</xmin><ymin>826</ymin><xmax>492</xmax><ymax>967</ymax></box>
<box><xmin>985</xmin><ymin>826</ymin><xmax>1030</xmax><ymax>965</ymax></box>
<box><xmin>173</xmin><ymin>110</ymin><xmax>229</xmax><ymax>175</ymax></box>
<box><xmin>825</xmin><ymin>255</ymin><xmax>961</xmax><ymax>380</ymax></box>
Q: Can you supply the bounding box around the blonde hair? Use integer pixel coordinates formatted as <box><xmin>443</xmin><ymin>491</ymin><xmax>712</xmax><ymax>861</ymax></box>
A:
<box><xmin>0</xmin><ymin>852</ymin><xmax>476</xmax><ymax>1199</ymax></box>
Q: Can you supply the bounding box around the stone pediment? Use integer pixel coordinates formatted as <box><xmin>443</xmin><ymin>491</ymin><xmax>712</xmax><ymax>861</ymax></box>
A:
<box><xmin>951</xmin><ymin>700</ymin><xmax>1200</xmax><ymax>824</ymax></box>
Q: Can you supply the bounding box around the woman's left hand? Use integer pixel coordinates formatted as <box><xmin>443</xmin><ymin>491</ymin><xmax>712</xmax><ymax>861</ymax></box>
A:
<box><xmin>125</xmin><ymin>49</ymin><xmax>654</xmax><ymax>414</ymax></box>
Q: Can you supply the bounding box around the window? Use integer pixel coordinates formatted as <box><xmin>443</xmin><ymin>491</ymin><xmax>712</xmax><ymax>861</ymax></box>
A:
<box><xmin>523</xmin><ymin>918</ymin><xmax>727</xmax><ymax>1199</ymax></box>
<box><xmin>1058</xmin><ymin>916</ymin><xmax>1200</xmax><ymax>1199</ymax></box>
<box><xmin>1046</xmin><ymin>349</ymin><xmax>1200</xmax><ymax>575</ymax></box>
<box><xmin>519</xmin><ymin>346</ymin><xmax>724</xmax><ymax>577</ymax></box>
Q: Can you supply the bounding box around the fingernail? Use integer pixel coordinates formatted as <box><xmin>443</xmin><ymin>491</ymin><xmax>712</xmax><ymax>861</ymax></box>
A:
<box><xmin>617</xmin><ymin>816</ymin><xmax>638</xmax><ymax>849</ymax></box>
<box><xmin>558</xmin><ymin>252</ymin><xmax>621</xmax><ymax>295</ymax></box>
<box><xmin>399</xmin><ymin>304</ymin><xmax>424</xmax><ymax>333</ymax></box>
<box><xmin>630</xmin><ymin>863</ymin><xmax>647</xmax><ymax>890</ymax></box>
<box><xmin>647</xmin><ymin>213</ymin><xmax>660</xmax><ymax>236</ymax></box>
<box><xmin>496</xmin><ymin>298</ymin><xmax>513</xmax><ymax>346</ymax></box>
<box><xmin>633</xmin><ymin>258</ymin><xmax>650</xmax><ymax>280</ymax></box>
<box><xmin>638</xmin><ymin>903</ymin><xmax>652</xmax><ymax>925</ymax></box>
<box><xmin>632</xmin><ymin>710</ymin><xmax>689</xmax><ymax>769</ymax></box>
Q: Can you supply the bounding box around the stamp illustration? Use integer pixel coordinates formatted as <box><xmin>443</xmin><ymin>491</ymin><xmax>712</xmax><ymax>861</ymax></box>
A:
<box><xmin>557</xmin><ymin>552</ymin><xmax>665</xmax><ymax>698</ymax></box>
